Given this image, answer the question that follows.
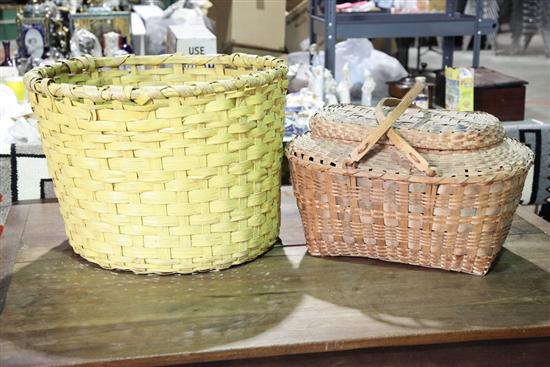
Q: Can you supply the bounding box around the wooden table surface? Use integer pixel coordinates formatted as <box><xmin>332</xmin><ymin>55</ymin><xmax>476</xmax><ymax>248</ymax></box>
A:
<box><xmin>1</xmin><ymin>187</ymin><xmax>550</xmax><ymax>367</ymax></box>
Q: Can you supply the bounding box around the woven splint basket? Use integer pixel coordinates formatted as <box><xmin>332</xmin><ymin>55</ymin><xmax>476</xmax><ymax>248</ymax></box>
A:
<box><xmin>25</xmin><ymin>53</ymin><xmax>287</xmax><ymax>274</ymax></box>
<box><xmin>286</xmin><ymin>83</ymin><xmax>533</xmax><ymax>275</ymax></box>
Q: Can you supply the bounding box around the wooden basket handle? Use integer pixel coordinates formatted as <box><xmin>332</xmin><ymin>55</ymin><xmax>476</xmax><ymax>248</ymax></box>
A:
<box><xmin>345</xmin><ymin>82</ymin><xmax>436</xmax><ymax>177</ymax></box>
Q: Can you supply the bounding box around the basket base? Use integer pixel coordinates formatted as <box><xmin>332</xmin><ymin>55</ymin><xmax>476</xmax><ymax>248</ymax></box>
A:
<box><xmin>69</xmin><ymin>240</ymin><xmax>279</xmax><ymax>275</ymax></box>
<box><xmin>306</xmin><ymin>246</ymin><xmax>498</xmax><ymax>276</ymax></box>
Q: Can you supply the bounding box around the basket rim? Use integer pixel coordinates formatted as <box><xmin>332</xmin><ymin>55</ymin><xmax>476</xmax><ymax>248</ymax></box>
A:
<box><xmin>24</xmin><ymin>53</ymin><xmax>288</xmax><ymax>105</ymax></box>
<box><xmin>285</xmin><ymin>136</ymin><xmax>534</xmax><ymax>185</ymax></box>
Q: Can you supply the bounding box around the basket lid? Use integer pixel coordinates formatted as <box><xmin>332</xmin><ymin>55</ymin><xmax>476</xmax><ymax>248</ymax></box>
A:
<box><xmin>286</xmin><ymin>87</ymin><xmax>532</xmax><ymax>183</ymax></box>
<box><xmin>286</xmin><ymin>134</ymin><xmax>533</xmax><ymax>184</ymax></box>
<box><xmin>310</xmin><ymin>104</ymin><xmax>505</xmax><ymax>151</ymax></box>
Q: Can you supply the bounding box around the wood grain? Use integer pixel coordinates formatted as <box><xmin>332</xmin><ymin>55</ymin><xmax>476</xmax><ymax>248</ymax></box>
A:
<box><xmin>0</xmin><ymin>205</ymin><xmax>29</xmax><ymax>312</ymax></box>
<box><xmin>0</xmin><ymin>190</ymin><xmax>549</xmax><ymax>367</ymax></box>
<box><xmin>184</xmin><ymin>338</ymin><xmax>550</xmax><ymax>367</ymax></box>
<box><xmin>474</xmin><ymin>86</ymin><xmax>526</xmax><ymax>121</ymax></box>
<box><xmin>474</xmin><ymin>67</ymin><xmax>527</xmax><ymax>89</ymax></box>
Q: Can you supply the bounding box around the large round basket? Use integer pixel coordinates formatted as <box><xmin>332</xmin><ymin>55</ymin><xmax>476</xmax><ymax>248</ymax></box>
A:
<box><xmin>24</xmin><ymin>53</ymin><xmax>288</xmax><ymax>274</ymax></box>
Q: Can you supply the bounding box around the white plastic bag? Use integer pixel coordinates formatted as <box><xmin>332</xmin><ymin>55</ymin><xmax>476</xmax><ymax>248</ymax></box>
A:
<box><xmin>0</xmin><ymin>85</ymin><xmax>40</xmax><ymax>145</ymax></box>
<box><xmin>0</xmin><ymin>84</ymin><xmax>19</xmax><ymax>120</ymax></box>
<box><xmin>335</xmin><ymin>38</ymin><xmax>407</xmax><ymax>98</ymax></box>
<box><xmin>8</xmin><ymin>117</ymin><xmax>41</xmax><ymax>145</ymax></box>
<box><xmin>334</xmin><ymin>38</ymin><xmax>373</xmax><ymax>87</ymax></box>
<box><xmin>287</xmin><ymin>38</ymin><xmax>406</xmax><ymax>100</ymax></box>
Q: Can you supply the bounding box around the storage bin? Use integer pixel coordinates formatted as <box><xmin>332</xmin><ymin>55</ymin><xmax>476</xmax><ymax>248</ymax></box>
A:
<box><xmin>286</xmin><ymin>83</ymin><xmax>533</xmax><ymax>275</ymax></box>
<box><xmin>25</xmin><ymin>53</ymin><xmax>287</xmax><ymax>274</ymax></box>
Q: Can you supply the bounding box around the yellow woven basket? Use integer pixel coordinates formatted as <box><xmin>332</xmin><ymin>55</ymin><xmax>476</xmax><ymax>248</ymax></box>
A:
<box><xmin>24</xmin><ymin>53</ymin><xmax>288</xmax><ymax>274</ymax></box>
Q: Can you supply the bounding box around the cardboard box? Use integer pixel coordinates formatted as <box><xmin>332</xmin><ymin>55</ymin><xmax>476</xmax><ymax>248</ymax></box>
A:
<box><xmin>207</xmin><ymin>0</ymin><xmax>232</xmax><ymax>52</ymax></box>
<box><xmin>445</xmin><ymin>67</ymin><xmax>474</xmax><ymax>112</ymax></box>
<box><xmin>166</xmin><ymin>24</ymin><xmax>217</xmax><ymax>55</ymax></box>
<box><xmin>228</xmin><ymin>0</ymin><xmax>286</xmax><ymax>52</ymax></box>
<box><xmin>285</xmin><ymin>0</ymin><xmax>309</xmax><ymax>52</ymax></box>
<box><xmin>231</xmin><ymin>45</ymin><xmax>286</xmax><ymax>57</ymax></box>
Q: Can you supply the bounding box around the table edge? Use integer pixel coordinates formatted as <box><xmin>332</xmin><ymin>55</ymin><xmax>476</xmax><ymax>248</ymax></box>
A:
<box><xmin>12</xmin><ymin>326</ymin><xmax>548</xmax><ymax>367</ymax></box>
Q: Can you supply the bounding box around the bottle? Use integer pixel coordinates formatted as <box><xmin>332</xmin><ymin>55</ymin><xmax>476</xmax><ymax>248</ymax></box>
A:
<box><xmin>414</xmin><ymin>76</ymin><xmax>430</xmax><ymax>109</ymax></box>
<box><xmin>1</xmin><ymin>41</ymin><xmax>14</xmax><ymax>67</ymax></box>
<box><xmin>120</xmin><ymin>36</ymin><xmax>133</xmax><ymax>54</ymax></box>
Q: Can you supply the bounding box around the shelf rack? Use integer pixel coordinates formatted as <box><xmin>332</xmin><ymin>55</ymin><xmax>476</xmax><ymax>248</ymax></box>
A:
<box><xmin>309</xmin><ymin>0</ymin><xmax>497</xmax><ymax>74</ymax></box>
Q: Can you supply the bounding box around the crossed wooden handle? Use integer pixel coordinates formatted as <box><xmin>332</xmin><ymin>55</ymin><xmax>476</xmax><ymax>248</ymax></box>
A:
<box><xmin>345</xmin><ymin>82</ymin><xmax>437</xmax><ymax>177</ymax></box>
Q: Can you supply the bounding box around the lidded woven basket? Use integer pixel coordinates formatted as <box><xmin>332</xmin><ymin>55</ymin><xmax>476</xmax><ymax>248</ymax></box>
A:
<box><xmin>286</xmin><ymin>84</ymin><xmax>533</xmax><ymax>275</ymax></box>
<box><xmin>25</xmin><ymin>53</ymin><xmax>288</xmax><ymax>274</ymax></box>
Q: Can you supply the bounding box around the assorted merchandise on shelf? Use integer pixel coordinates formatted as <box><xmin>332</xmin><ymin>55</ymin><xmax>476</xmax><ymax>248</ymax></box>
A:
<box><xmin>336</xmin><ymin>1</ymin><xmax>376</xmax><ymax>13</ymax></box>
<box><xmin>335</xmin><ymin>0</ymin><xmax>446</xmax><ymax>14</ymax></box>
<box><xmin>284</xmin><ymin>38</ymin><xmax>408</xmax><ymax>141</ymax></box>
<box><xmin>285</xmin><ymin>88</ymin><xmax>323</xmax><ymax>141</ymax></box>
<box><xmin>134</xmin><ymin>1</ymin><xmax>212</xmax><ymax>55</ymax></box>
<box><xmin>15</xmin><ymin>0</ymin><xmax>71</xmax><ymax>72</ymax></box>
<box><xmin>388</xmin><ymin>0</ymin><xmax>446</xmax><ymax>14</ymax></box>
<box><xmin>6</xmin><ymin>0</ymin><xmax>212</xmax><ymax>73</ymax></box>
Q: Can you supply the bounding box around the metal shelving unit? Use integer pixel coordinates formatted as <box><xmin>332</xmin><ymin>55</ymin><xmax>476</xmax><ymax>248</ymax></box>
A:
<box><xmin>309</xmin><ymin>0</ymin><xmax>497</xmax><ymax>74</ymax></box>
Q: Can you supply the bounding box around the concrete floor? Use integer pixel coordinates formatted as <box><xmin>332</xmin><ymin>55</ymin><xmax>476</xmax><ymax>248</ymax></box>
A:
<box><xmin>409</xmin><ymin>33</ymin><xmax>550</xmax><ymax>123</ymax></box>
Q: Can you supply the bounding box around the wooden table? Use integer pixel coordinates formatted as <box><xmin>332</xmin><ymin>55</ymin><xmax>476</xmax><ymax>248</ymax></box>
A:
<box><xmin>1</xmin><ymin>187</ymin><xmax>550</xmax><ymax>367</ymax></box>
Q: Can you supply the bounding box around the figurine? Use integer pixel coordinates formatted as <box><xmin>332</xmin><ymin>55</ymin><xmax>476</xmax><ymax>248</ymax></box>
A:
<box><xmin>70</xmin><ymin>28</ymin><xmax>101</xmax><ymax>56</ymax></box>
<box><xmin>337</xmin><ymin>62</ymin><xmax>351</xmax><ymax>104</ymax></box>
<box><xmin>361</xmin><ymin>69</ymin><xmax>376</xmax><ymax>107</ymax></box>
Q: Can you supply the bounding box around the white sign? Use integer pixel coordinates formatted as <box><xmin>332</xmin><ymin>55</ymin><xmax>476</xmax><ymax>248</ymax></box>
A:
<box><xmin>166</xmin><ymin>24</ymin><xmax>216</xmax><ymax>55</ymax></box>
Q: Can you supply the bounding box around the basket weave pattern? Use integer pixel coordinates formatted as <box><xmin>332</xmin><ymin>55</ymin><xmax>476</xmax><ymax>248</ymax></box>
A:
<box><xmin>310</xmin><ymin>105</ymin><xmax>506</xmax><ymax>151</ymax></box>
<box><xmin>286</xmin><ymin>89</ymin><xmax>533</xmax><ymax>275</ymax></box>
<box><xmin>288</xmin><ymin>158</ymin><xmax>527</xmax><ymax>275</ymax></box>
<box><xmin>25</xmin><ymin>54</ymin><xmax>287</xmax><ymax>274</ymax></box>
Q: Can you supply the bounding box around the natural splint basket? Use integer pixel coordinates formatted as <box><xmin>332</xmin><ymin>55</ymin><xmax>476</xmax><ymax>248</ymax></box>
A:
<box><xmin>25</xmin><ymin>54</ymin><xmax>287</xmax><ymax>274</ymax></box>
<box><xmin>286</xmin><ymin>83</ymin><xmax>533</xmax><ymax>275</ymax></box>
